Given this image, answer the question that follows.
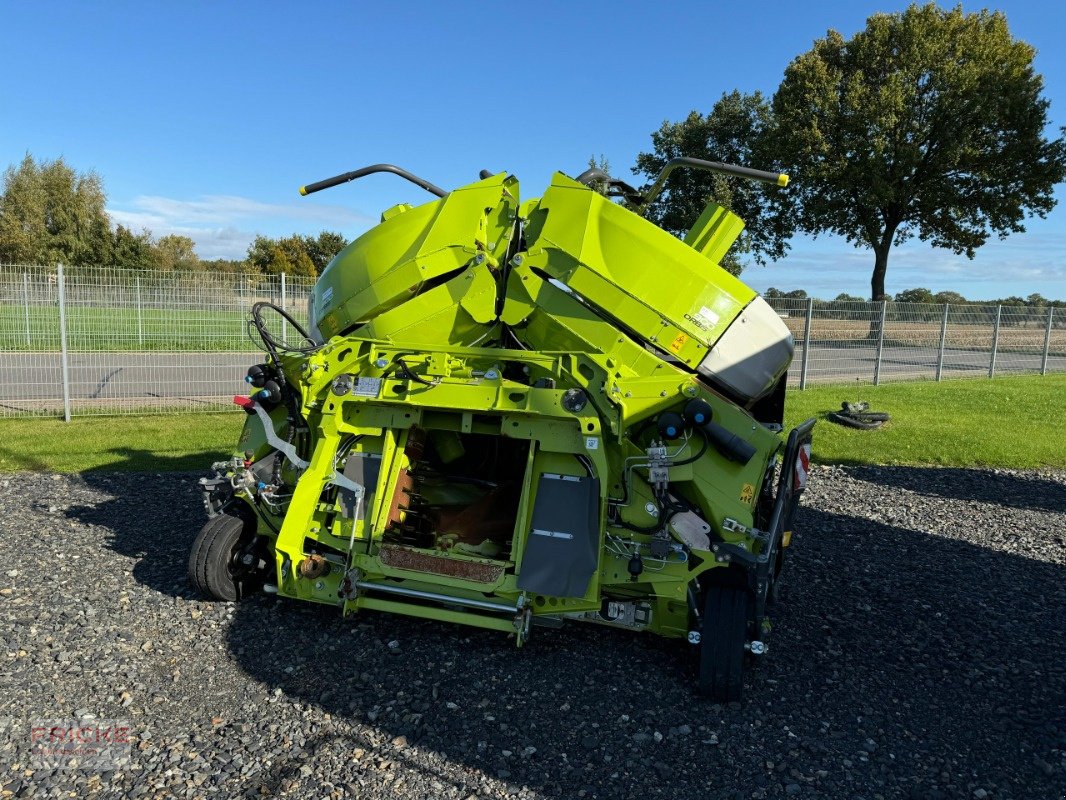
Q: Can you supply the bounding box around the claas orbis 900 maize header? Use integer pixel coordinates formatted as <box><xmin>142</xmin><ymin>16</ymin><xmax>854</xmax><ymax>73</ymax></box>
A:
<box><xmin>191</xmin><ymin>158</ymin><xmax>815</xmax><ymax>701</ymax></box>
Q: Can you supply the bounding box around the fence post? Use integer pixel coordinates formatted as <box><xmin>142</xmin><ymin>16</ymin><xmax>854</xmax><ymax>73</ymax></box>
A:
<box><xmin>22</xmin><ymin>272</ymin><xmax>32</xmax><ymax>347</ymax></box>
<box><xmin>280</xmin><ymin>271</ymin><xmax>288</xmax><ymax>342</ymax></box>
<box><xmin>1041</xmin><ymin>307</ymin><xmax>1054</xmax><ymax>376</ymax></box>
<box><xmin>989</xmin><ymin>304</ymin><xmax>1002</xmax><ymax>378</ymax></box>
<box><xmin>136</xmin><ymin>276</ymin><xmax>144</xmax><ymax>346</ymax></box>
<box><xmin>57</xmin><ymin>264</ymin><xmax>72</xmax><ymax>422</ymax></box>
<box><xmin>873</xmin><ymin>300</ymin><xmax>887</xmax><ymax>385</ymax></box>
<box><xmin>799</xmin><ymin>297</ymin><xmax>813</xmax><ymax>390</ymax></box>
<box><xmin>936</xmin><ymin>303</ymin><xmax>949</xmax><ymax>381</ymax></box>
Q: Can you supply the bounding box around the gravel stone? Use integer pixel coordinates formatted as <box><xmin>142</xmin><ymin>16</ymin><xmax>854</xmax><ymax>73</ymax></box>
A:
<box><xmin>1</xmin><ymin>466</ymin><xmax>1063</xmax><ymax>799</ymax></box>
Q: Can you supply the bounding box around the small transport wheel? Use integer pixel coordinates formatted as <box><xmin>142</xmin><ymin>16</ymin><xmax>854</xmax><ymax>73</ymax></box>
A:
<box><xmin>699</xmin><ymin>586</ymin><xmax>750</xmax><ymax>701</ymax></box>
<box><xmin>188</xmin><ymin>509</ymin><xmax>263</xmax><ymax>601</ymax></box>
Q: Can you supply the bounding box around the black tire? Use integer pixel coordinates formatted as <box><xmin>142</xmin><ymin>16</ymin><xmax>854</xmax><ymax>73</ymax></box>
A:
<box><xmin>699</xmin><ymin>586</ymin><xmax>750</xmax><ymax>701</ymax></box>
<box><xmin>188</xmin><ymin>510</ymin><xmax>262</xmax><ymax>601</ymax></box>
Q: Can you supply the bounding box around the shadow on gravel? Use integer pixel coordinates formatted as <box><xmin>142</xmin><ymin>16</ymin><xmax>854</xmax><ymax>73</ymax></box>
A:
<box><xmin>848</xmin><ymin>464</ymin><xmax>1066</xmax><ymax>512</ymax></box>
<box><xmin>65</xmin><ymin>450</ymin><xmax>215</xmax><ymax>598</ymax></box>
<box><xmin>70</xmin><ymin>463</ymin><xmax>1064</xmax><ymax>797</ymax></box>
<box><xmin>218</xmin><ymin>502</ymin><xmax>1065</xmax><ymax>799</ymax></box>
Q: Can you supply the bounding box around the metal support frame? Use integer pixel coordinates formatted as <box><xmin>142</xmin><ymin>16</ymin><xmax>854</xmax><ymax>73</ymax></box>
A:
<box><xmin>873</xmin><ymin>301</ymin><xmax>887</xmax><ymax>385</ymax></box>
<box><xmin>1041</xmin><ymin>307</ymin><xmax>1055</xmax><ymax>375</ymax></box>
<box><xmin>936</xmin><ymin>303</ymin><xmax>949</xmax><ymax>381</ymax></box>
<box><xmin>135</xmin><ymin>276</ymin><xmax>144</xmax><ymax>346</ymax></box>
<box><xmin>989</xmin><ymin>305</ymin><xmax>1002</xmax><ymax>378</ymax></box>
<box><xmin>56</xmin><ymin>264</ymin><xmax>71</xmax><ymax>422</ymax></box>
<box><xmin>22</xmin><ymin>272</ymin><xmax>31</xmax><ymax>347</ymax></box>
<box><xmin>280</xmin><ymin>271</ymin><xmax>288</xmax><ymax>342</ymax></box>
<box><xmin>799</xmin><ymin>298</ymin><xmax>813</xmax><ymax>390</ymax></box>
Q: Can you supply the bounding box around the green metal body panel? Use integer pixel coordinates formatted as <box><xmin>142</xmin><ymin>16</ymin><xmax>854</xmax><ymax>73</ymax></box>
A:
<box><xmin>213</xmin><ymin>169</ymin><xmax>805</xmax><ymax>646</ymax></box>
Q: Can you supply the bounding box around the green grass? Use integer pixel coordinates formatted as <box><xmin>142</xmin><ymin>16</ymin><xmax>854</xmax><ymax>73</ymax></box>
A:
<box><xmin>0</xmin><ymin>305</ymin><xmax>256</xmax><ymax>351</ymax></box>
<box><xmin>0</xmin><ymin>413</ymin><xmax>245</xmax><ymax>472</ymax></box>
<box><xmin>0</xmin><ymin>374</ymin><xmax>1061</xmax><ymax>473</ymax></box>
<box><xmin>785</xmin><ymin>373</ymin><xmax>1065</xmax><ymax>469</ymax></box>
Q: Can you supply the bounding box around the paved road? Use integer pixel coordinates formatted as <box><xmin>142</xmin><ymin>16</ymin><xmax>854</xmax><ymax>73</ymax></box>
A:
<box><xmin>2</xmin><ymin>343</ymin><xmax>1064</xmax><ymax>414</ymax></box>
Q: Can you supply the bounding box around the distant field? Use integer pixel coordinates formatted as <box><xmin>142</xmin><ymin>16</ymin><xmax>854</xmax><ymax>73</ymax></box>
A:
<box><xmin>0</xmin><ymin>304</ymin><xmax>267</xmax><ymax>351</ymax></box>
<box><xmin>782</xmin><ymin>315</ymin><xmax>1065</xmax><ymax>354</ymax></box>
<box><xmin>4</xmin><ymin>302</ymin><xmax>1064</xmax><ymax>354</ymax></box>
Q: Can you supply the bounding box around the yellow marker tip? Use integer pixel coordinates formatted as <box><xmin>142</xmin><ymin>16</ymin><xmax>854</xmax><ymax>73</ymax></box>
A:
<box><xmin>298</xmin><ymin>186</ymin><xmax>308</xmax><ymax>196</ymax></box>
<box><xmin>777</xmin><ymin>174</ymin><xmax>790</xmax><ymax>187</ymax></box>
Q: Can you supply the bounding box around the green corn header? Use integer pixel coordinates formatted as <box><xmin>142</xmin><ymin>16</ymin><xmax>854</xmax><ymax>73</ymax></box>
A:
<box><xmin>191</xmin><ymin>159</ymin><xmax>815</xmax><ymax>701</ymax></box>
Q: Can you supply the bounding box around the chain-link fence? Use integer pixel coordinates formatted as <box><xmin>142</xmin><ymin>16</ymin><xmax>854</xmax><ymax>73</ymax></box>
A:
<box><xmin>1</xmin><ymin>264</ymin><xmax>1063</xmax><ymax>418</ymax></box>
<box><xmin>766</xmin><ymin>296</ymin><xmax>1064</xmax><ymax>388</ymax></box>
<box><xmin>0</xmin><ymin>265</ymin><xmax>314</xmax><ymax>418</ymax></box>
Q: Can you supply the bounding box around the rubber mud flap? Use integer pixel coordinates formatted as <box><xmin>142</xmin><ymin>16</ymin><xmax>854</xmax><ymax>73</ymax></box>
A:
<box><xmin>517</xmin><ymin>474</ymin><xmax>600</xmax><ymax>599</ymax></box>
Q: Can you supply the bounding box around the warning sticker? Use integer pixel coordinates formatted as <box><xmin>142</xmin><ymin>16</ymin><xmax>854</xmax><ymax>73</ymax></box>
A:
<box><xmin>740</xmin><ymin>483</ymin><xmax>755</xmax><ymax>504</ymax></box>
<box><xmin>669</xmin><ymin>332</ymin><xmax>689</xmax><ymax>353</ymax></box>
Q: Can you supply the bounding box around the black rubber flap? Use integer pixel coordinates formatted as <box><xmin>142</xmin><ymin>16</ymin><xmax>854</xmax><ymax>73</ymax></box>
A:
<box><xmin>517</xmin><ymin>473</ymin><xmax>600</xmax><ymax>598</ymax></box>
<box><xmin>338</xmin><ymin>454</ymin><xmax>381</xmax><ymax>519</ymax></box>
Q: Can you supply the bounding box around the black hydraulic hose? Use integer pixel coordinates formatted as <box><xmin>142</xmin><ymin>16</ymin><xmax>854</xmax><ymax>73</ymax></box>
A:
<box><xmin>299</xmin><ymin>164</ymin><xmax>447</xmax><ymax>198</ymax></box>
<box><xmin>672</xmin><ymin>428</ymin><xmax>709</xmax><ymax>466</ymax></box>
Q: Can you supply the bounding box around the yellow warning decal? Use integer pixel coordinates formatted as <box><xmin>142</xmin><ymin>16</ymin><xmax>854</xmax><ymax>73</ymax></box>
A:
<box><xmin>740</xmin><ymin>483</ymin><xmax>755</xmax><ymax>504</ymax></box>
<box><xmin>669</xmin><ymin>332</ymin><xmax>689</xmax><ymax>353</ymax></box>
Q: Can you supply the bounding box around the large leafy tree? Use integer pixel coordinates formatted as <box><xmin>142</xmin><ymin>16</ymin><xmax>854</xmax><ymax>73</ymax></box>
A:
<box><xmin>303</xmin><ymin>230</ymin><xmax>349</xmax><ymax>273</ymax></box>
<box><xmin>247</xmin><ymin>231</ymin><xmax>349</xmax><ymax>276</ymax></box>
<box><xmin>0</xmin><ymin>154</ymin><xmax>112</xmax><ymax>265</ymax></box>
<box><xmin>633</xmin><ymin>91</ymin><xmax>795</xmax><ymax>275</ymax></box>
<box><xmin>152</xmin><ymin>234</ymin><xmax>200</xmax><ymax>271</ymax></box>
<box><xmin>771</xmin><ymin>3</ymin><xmax>1066</xmax><ymax>300</ymax></box>
<box><xmin>111</xmin><ymin>225</ymin><xmax>154</xmax><ymax>269</ymax></box>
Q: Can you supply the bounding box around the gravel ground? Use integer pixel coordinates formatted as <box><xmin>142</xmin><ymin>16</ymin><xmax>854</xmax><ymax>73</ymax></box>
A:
<box><xmin>1</xmin><ymin>465</ymin><xmax>1063</xmax><ymax>799</ymax></box>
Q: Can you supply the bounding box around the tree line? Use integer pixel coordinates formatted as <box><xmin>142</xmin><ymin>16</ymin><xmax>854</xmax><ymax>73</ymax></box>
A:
<box><xmin>0</xmin><ymin>154</ymin><xmax>349</xmax><ymax>276</ymax></box>
<box><xmin>765</xmin><ymin>287</ymin><xmax>1066</xmax><ymax>307</ymax></box>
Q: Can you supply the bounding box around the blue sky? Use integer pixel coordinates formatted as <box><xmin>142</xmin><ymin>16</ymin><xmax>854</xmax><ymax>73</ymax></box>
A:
<box><xmin>2</xmin><ymin>1</ymin><xmax>1064</xmax><ymax>299</ymax></box>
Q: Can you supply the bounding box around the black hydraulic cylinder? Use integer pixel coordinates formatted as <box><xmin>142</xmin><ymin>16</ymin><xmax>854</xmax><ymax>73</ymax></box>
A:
<box><xmin>700</xmin><ymin>419</ymin><xmax>757</xmax><ymax>465</ymax></box>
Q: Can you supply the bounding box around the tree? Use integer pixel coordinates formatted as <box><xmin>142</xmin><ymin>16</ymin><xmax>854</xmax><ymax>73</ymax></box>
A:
<box><xmin>634</xmin><ymin>91</ymin><xmax>794</xmax><ymax>276</ymax></box>
<box><xmin>152</xmin><ymin>234</ymin><xmax>200</xmax><ymax>271</ymax></box>
<box><xmin>1026</xmin><ymin>293</ymin><xmax>1047</xmax><ymax>307</ymax></box>
<box><xmin>111</xmin><ymin>225</ymin><xmax>154</xmax><ymax>269</ymax></box>
<box><xmin>247</xmin><ymin>234</ymin><xmax>315</xmax><ymax>276</ymax></box>
<box><xmin>303</xmin><ymin>231</ymin><xmax>349</xmax><ymax>273</ymax></box>
<box><xmin>895</xmin><ymin>287</ymin><xmax>934</xmax><ymax>304</ymax></box>
<box><xmin>0</xmin><ymin>153</ymin><xmax>112</xmax><ymax>265</ymax></box>
<box><xmin>834</xmin><ymin>292</ymin><xmax>865</xmax><ymax>302</ymax></box>
<box><xmin>247</xmin><ymin>231</ymin><xmax>348</xmax><ymax>276</ymax></box>
<box><xmin>770</xmin><ymin>4</ymin><xmax>1066</xmax><ymax>301</ymax></box>
<box><xmin>932</xmin><ymin>290</ymin><xmax>966</xmax><ymax>305</ymax></box>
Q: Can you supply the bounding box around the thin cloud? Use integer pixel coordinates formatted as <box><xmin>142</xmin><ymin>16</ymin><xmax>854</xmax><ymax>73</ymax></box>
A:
<box><xmin>106</xmin><ymin>194</ymin><xmax>374</xmax><ymax>259</ymax></box>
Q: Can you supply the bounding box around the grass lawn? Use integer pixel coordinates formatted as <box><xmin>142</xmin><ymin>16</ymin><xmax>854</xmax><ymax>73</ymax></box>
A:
<box><xmin>785</xmin><ymin>373</ymin><xmax>1065</xmax><ymax>469</ymax></box>
<box><xmin>0</xmin><ymin>374</ymin><xmax>1061</xmax><ymax>473</ymax></box>
<box><xmin>0</xmin><ymin>412</ymin><xmax>245</xmax><ymax>473</ymax></box>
